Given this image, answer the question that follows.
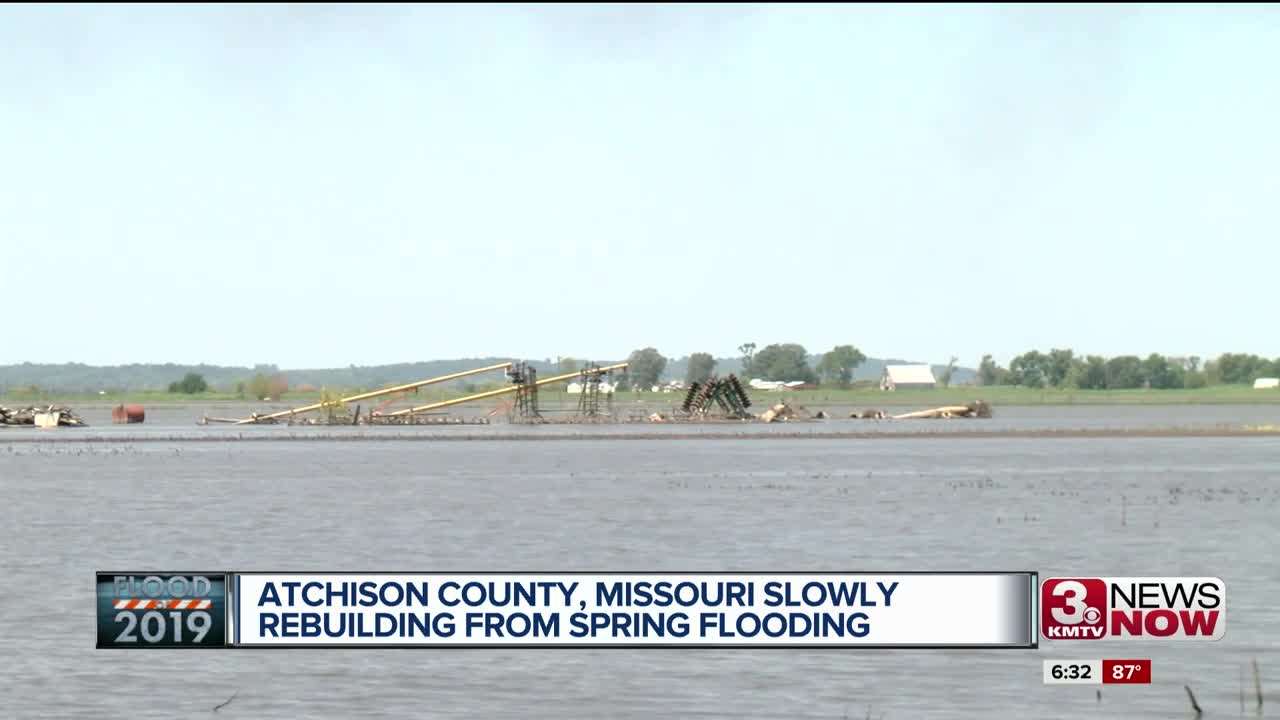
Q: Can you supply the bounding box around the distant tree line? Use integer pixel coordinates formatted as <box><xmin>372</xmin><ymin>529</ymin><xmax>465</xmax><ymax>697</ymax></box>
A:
<box><xmin>619</xmin><ymin>342</ymin><xmax>870</xmax><ymax>390</ymax></box>
<box><xmin>977</xmin><ymin>350</ymin><xmax>1280</xmax><ymax>389</ymax></box>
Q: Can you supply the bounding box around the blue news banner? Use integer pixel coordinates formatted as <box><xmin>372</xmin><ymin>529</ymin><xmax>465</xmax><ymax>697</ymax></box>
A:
<box><xmin>96</xmin><ymin>572</ymin><xmax>1038</xmax><ymax>649</ymax></box>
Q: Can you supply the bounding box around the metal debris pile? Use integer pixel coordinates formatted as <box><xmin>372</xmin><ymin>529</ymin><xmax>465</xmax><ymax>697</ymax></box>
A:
<box><xmin>680</xmin><ymin>374</ymin><xmax>753</xmax><ymax>419</ymax></box>
<box><xmin>1</xmin><ymin>405</ymin><xmax>88</xmax><ymax>427</ymax></box>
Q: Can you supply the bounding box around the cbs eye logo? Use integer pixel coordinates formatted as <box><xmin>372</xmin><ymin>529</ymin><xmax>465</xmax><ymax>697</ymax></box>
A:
<box><xmin>1042</xmin><ymin>578</ymin><xmax>1107</xmax><ymax>640</ymax></box>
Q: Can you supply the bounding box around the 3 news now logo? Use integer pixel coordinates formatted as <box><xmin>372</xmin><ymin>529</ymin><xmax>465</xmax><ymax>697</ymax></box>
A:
<box><xmin>1041</xmin><ymin>577</ymin><xmax>1225</xmax><ymax>641</ymax></box>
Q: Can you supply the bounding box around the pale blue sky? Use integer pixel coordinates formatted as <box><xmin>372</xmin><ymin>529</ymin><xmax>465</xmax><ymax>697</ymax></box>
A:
<box><xmin>2</xmin><ymin>4</ymin><xmax>1277</xmax><ymax>368</ymax></box>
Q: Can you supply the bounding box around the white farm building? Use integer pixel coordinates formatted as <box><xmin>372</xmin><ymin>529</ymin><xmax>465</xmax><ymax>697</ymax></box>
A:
<box><xmin>566</xmin><ymin>381</ymin><xmax>618</xmax><ymax>394</ymax></box>
<box><xmin>880</xmin><ymin>365</ymin><xmax>937</xmax><ymax>391</ymax></box>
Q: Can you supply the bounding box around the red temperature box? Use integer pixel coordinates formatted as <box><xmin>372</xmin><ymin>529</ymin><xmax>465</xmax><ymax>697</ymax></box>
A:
<box><xmin>1102</xmin><ymin>659</ymin><xmax>1152</xmax><ymax>684</ymax></box>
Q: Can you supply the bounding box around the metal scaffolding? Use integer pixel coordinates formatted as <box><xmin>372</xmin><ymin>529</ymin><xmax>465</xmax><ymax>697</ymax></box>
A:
<box><xmin>506</xmin><ymin>362</ymin><xmax>543</xmax><ymax>423</ymax></box>
<box><xmin>575</xmin><ymin>361</ymin><xmax>617</xmax><ymax>418</ymax></box>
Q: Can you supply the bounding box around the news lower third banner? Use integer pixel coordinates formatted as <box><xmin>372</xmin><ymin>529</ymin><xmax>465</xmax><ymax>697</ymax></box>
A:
<box><xmin>98</xmin><ymin>572</ymin><xmax>1037</xmax><ymax>648</ymax></box>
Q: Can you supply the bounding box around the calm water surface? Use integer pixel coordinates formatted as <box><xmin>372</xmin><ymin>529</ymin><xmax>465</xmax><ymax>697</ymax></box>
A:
<box><xmin>2</xmin><ymin>431</ymin><xmax>1278</xmax><ymax>719</ymax></box>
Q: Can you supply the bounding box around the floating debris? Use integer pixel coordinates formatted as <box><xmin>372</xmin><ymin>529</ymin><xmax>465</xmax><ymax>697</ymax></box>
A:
<box><xmin>1</xmin><ymin>405</ymin><xmax>88</xmax><ymax>427</ymax></box>
<box><xmin>111</xmin><ymin>404</ymin><xmax>145</xmax><ymax>424</ymax></box>
<box><xmin>760</xmin><ymin>402</ymin><xmax>808</xmax><ymax>423</ymax></box>
<box><xmin>891</xmin><ymin>401</ymin><xmax>992</xmax><ymax>420</ymax></box>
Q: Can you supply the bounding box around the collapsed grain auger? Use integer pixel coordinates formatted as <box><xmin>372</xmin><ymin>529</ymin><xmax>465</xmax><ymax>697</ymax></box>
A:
<box><xmin>223</xmin><ymin>362</ymin><xmax>514</xmax><ymax>425</ymax></box>
<box><xmin>891</xmin><ymin>401</ymin><xmax>992</xmax><ymax>419</ymax></box>
<box><xmin>375</xmin><ymin>362</ymin><xmax>629</xmax><ymax>422</ymax></box>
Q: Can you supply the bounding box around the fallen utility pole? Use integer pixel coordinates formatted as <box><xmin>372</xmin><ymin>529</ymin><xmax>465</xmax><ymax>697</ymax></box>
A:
<box><xmin>231</xmin><ymin>362</ymin><xmax>514</xmax><ymax>425</ymax></box>
<box><xmin>383</xmin><ymin>363</ymin><xmax>628</xmax><ymax>417</ymax></box>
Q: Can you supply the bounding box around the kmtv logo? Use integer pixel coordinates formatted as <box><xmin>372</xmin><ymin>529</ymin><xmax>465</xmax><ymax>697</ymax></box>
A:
<box><xmin>1042</xmin><ymin>577</ymin><xmax>1225</xmax><ymax>641</ymax></box>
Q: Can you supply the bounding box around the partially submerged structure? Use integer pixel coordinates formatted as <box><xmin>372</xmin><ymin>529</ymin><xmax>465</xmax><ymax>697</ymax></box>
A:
<box><xmin>215</xmin><ymin>361</ymin><xmax>631</xmax><ymax>426</ymax></box>
<box><xmin>891</xmin><ymin>401</ymin><xmax>992</xmax><ymax>419</ymax></box>
<box><xmin>1</xmin><ymin>405</ymin><xmax>87</xmax><ymax>427</ymax></box>
<box><xmin>849</xmin><ymin>401</ymin><xmax>992</xmax><ymax>420</ymax></box>
<box><xmin>112</xmin><ymin>404</ymin><xmax>145</xmax><ymax>424</ymax></box>
<box><xmin>680</xmin><ymin>375</ymin><xmax>753</xmax><ymax>419</ymax></box>
<box><xmin>213</xmin><ymin>362</ymin><xmax>516</xmax><ymax>425</ymax></box>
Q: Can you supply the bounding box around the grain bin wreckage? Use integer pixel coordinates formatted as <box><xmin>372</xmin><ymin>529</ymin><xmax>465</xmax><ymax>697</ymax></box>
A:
<box><xmin>379</xmin><ymin>362</ymin><xmax>629</xmax><ymax>424</ymax></box>
<box><xmin>213</xmin><ymin>361</ymin><xmax>629</xmax><ymax>426</ymax></box>
<box><xmin>204</xmin><ymin>359</ymin><xmax>990</xmax><ymax>428</ymax></box>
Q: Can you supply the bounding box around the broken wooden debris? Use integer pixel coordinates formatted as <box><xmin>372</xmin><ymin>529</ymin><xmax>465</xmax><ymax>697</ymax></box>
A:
<box><xmin>1</xmin><ymin>405</ymin><xmax>87</xmax><ymax>427</ymax></box>
<box><xmin>760</xmin><ymin>402</ymin><xmax>812</xmax><ymax>423</ymax></box>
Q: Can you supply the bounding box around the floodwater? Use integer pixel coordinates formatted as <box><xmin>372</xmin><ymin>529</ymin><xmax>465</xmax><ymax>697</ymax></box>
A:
<box><xmin>8</xmin><ymin>402</ymin><xmax>1280</xmax><ymax>440</ymax></box>
<box><xmin>2</xmin><ymin>412</ymin><xmax>1279</xmax><ymax>718</ymax></box>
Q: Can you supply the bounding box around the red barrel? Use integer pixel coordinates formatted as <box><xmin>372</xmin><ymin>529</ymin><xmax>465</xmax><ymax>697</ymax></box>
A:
<box><xmin>112</xmin><ymin>405</ymin><xmax>145</xmax><ymax>424</ymax></box>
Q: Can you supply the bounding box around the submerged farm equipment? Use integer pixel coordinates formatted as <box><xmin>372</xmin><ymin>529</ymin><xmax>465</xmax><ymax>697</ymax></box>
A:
<box><xmin>505</xmin><ymin>362</ymin><xmax>542</xmax><ymax>423</ymax></box>
<box><xmin>1</xmin><ymin>405</ymin><xmax>87</xmax><ymax>428</ymax></box>
<box><xmin>574</xmin><ymin>361</ymin><xmax>615</xmax><ymax>419</ymax></box>
<box><xmin>218</xmin><ymin>362</ymin><xmax>515</xmax><ymax>425</ymax></box>
<box><xmin>373</xmin><ymin>363</ymin><xmax>629</xmax><ymax>425</ymax></box>
<box><xmin>680</xmin><ymin>374</ymin><xmax>753</xmax><ymax>420</ymax></box>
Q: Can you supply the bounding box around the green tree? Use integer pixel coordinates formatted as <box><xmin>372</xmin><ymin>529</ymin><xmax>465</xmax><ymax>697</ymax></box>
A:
<box><xmin>1008</xmin><ymin>351</ymin><xmax>1050</xmax><ymax>388</ymax></box>
<box><xmin>977</xmin><ymin>355</ymin><xmax>1003</xmax><ymax>386</ymax></box>
<box><xmin>686</xmin><ymin>353</ymin><xmax>717</xmax><ymax>384</ymax></box>
<box><xmin>246</xmin><ymin>373</ymin><xmax>289</xmax><ymax>400</ymax></box>
<box><xmin>751</xmin><ymin>343</ymin><xmax>817</xmax><ymax>383</ymax></box>
<box><xmin>1047</xmin><ymin>348</ymin><xmax>1075</xmax><ymax>388</ymax></box>
<box><xmin>167</xmin><ymin>372</ymin><xmax>208</xmax><ymax>394</ymax></box>
<box><xmin>1105</xmin><ymin>355</ymin><xmax>1143</xmax><ymax>389</ymax></box>
<box><xmin>937</xmin><ymin>356</ymin><xmax>959</xmax><ymax>388</ymax></box>
<box><xmin>247</xmin><ymin>374</ymin><xmax>270</xmax><ymax>401</ymax></box>
<box><xmin>1217</xmin><ymin>353</ymin><xmax>1271</xmax><ymax>384</ymax></box>
<box><xmin>738</xmin><ymin>342</ymin><xmax>757</xmax><ymax>377</ymax></box>
<box><xmin>815</xmin><ymin>345</ymin><xmax>867</xmax><ymax>387</ymax></box>
<box><xmin>1204</xmin><ymin>359</ymin><xmax>1222</xmax><ymax>385</ymax></box>
<box><xmin>626</xmin><ymin>347</ymin><xmax>667</xmax><ymax>390</ymax></box>
<box><xmin>1141</xmin><ymin>353</ymin><xmax>1185</xmax><ymax>389</ymax></box>
<box><xmin>557</xmin><ymin>357</ymin><xmax>579</xmax><ymax>375</ymax></box>
<box><xmin>1076</xmin><ymin>356</ymin><xmax>1108</xmax><ymax>389</ymax></box>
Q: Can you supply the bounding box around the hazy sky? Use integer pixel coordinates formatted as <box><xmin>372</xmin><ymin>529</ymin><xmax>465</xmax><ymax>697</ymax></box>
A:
<box><xmin>3</xmin><ymin>4</ymin><xmax>1277</xmax><ymax>368</ymax></box>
